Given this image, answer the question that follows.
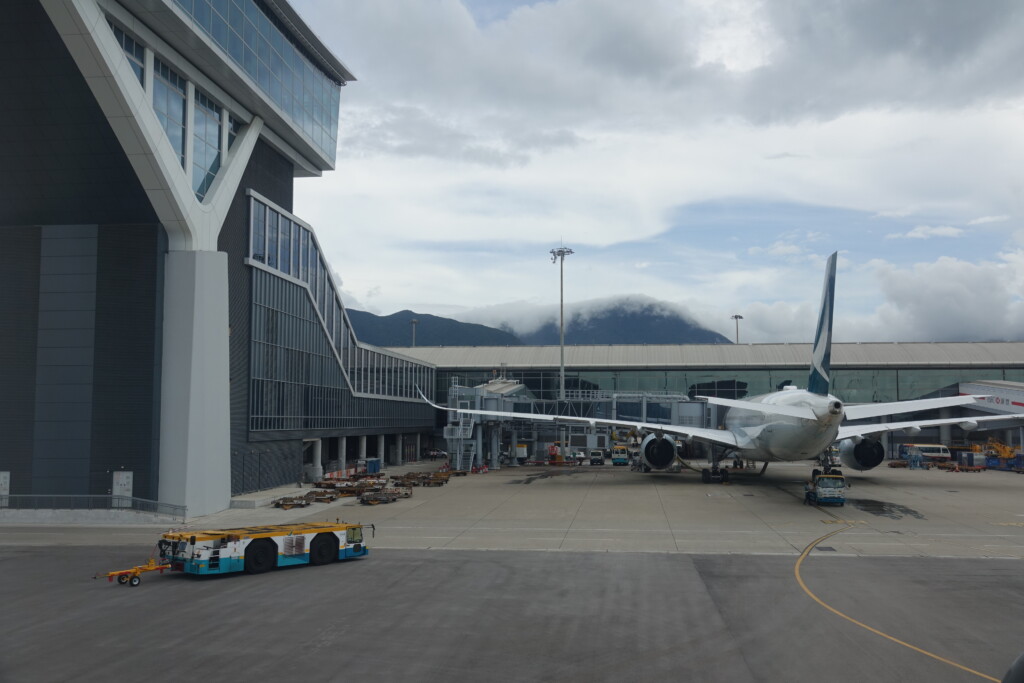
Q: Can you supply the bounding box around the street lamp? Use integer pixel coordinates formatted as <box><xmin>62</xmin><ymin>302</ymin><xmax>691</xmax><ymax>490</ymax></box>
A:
<box><xmin>731</xmin><ymin>314</ymin><xmax>743</xmax><ymax>344</ymax></box>
<box><xmin>550</xmin><ymin>246</ymin><xmax>573</xmax><ymax>462</ymax></box>
<box><xmin>410</xmin><ymin>318</ymin><xmax>418</xmax><ymax>347</ymax></box>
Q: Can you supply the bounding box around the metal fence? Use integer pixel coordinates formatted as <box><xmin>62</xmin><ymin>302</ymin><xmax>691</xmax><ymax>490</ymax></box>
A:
<box><xmin>0</xmin><ymin>495</ymin><xmax>187</xmax><ymax>521</ymax></box>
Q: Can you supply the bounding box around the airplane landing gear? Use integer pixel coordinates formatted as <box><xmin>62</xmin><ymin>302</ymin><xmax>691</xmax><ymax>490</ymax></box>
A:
<box><xmin>701</xmin><ymin>451</ymin><xmax>730</xmax><ymax>484</ymax></box>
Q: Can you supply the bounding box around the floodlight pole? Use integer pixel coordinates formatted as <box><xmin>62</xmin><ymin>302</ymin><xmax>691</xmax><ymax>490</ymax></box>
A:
<box><xmin>731</xmin><ymin>314</ymin><xmax>743</xmax><ymax>344</ymax></box>
<box><xmin>551</xmin><ymin>246</ymin><xmax>573</xmax><ymax>462</ymax></box>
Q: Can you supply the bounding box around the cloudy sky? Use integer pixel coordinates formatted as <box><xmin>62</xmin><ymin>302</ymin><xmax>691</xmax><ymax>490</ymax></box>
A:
<box><xmin>291</xmin><ymin>0</ymin><xmax>1024</xmax><ymax>343</ymax></box>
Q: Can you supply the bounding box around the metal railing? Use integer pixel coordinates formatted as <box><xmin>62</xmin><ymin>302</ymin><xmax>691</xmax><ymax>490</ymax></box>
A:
<box><xmin>0</xmin><ymin>495</ymin><xmax>187</xmax><ymax>521</ymax></box>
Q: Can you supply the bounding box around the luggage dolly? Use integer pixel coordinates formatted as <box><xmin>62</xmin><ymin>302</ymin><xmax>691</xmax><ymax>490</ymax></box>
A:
<box><xmin>95</xmin><ymin>556</ymin><xmax>171</xmax><ymax>587</ymax></box>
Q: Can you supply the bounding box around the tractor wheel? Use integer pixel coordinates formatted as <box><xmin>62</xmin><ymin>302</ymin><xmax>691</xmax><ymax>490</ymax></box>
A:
<box><xmin>129</xmin><ymin>576</ymin><xmax>141</xmax><ymax>587</ymax></box>
<box><xmin>244</xmin><ymin>539</ymin><xmax>277</xmax><ymax>574</ymax></box>
<box><xmin>309</xmin><ymin>533</ymin><xmax>339</xmax><ymax>566</ymax></box>
<box><xmin>117</xmin><ymin>575</ymin><xmax>129</xmax><ymax>585</ymax></box>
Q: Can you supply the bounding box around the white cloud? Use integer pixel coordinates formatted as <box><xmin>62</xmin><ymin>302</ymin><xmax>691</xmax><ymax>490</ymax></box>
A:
<box><xmin>885</xmin><ymin>225</ymin><xmax>965</xmax><ymax>240</ymax></box>
<box><xmin>968</xmin><ymin>215</ymin><xmax>1010</xmax><ymax>225</ymax></box>
<box><xmin>287</xmin><ymin>0</ymin><xmax>1024</xmax><ymax>342</ymax></box>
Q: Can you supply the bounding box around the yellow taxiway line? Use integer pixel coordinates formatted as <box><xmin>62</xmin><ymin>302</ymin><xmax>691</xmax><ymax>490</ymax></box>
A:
<box><xmin>794</xmin><ymin>525</ymin><xmax>999</xmax><ymax>682</ymax></box>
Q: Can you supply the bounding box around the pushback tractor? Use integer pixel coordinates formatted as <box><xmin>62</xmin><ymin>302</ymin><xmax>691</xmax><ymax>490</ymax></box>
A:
<box><xmin>96</xmin><ymin>522</ymin><xmax>370</xmax><ymax>586</ymax></box>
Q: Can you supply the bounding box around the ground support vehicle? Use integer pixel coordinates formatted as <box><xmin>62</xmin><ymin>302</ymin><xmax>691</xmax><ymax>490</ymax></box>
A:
<box><xmin>611</xmin><ymin>446</ymin><xmax>629</xmax><ymax>466</ymax></box>
<box><xmin>590</xmin><ymin>450</ymin><xmax>605</xmax><ymax>466</ymax></box>
<box><xmin>158</xmin><ymin>522</ymin><xmax>369</xmax><ymax>577</ymax></box>
<box><xmin>274</xmin><ymin>492</ymin><xmax>315</xmax><ymax>509</ymax></box>
<box><xmin>803</xmin><ymin>473</ymin><xmax>846</xmax><ymax>506</ymax></box>
<box><xmin>95</xmin><ymin>557</ymin><xmax>171</xmax><ymax>587</ymax></box>
<box><xmin>359</xmin><ymin>491</ymin><xmax>398</xmax><ymax>505</ymax></box>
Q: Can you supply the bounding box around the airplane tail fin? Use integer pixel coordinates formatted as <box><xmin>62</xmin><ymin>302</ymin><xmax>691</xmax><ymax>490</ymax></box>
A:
<box><xmin>807</xmin><ymin>252</ymin><xmax>837</xmax><ymax>396</ymax></box>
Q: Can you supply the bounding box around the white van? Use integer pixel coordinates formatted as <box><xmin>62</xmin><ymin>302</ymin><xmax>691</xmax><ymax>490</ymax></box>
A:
<box><xmin>902</xmin><ymin>443</ymin><xmax>952</xmax><ymax>461</ymax></box>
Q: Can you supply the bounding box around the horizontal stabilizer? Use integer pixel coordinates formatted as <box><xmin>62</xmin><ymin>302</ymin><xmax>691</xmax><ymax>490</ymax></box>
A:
<box><xmin>843</xmin><ymin>395</ymin><xmax>983</xmax><ymax>421</ymax></box>
<box><xmin>700</xmin><ymin>396</ymin><xmax>817</xmax><ymax>421</ymax></box>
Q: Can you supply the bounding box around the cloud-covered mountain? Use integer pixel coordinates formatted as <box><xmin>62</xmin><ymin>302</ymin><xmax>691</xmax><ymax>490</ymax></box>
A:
<box><xmin>512</xmin><ymin>299</ymin><xmax>731</xmax><ymax>345</ymax></box>
<box><xmin>349</xmin><ymin>296</ymin><xmax>731</xmax><ymax>347</ymax></box>
<box><xmin>345</xmin><ymin>309</ymin><xmax>522</xmax><ymax>347</ymax></box>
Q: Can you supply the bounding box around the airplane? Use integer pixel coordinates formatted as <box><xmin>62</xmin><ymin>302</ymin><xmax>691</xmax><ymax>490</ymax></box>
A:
<box><xmin>419</xmin><ymin>252</ymin><xmax>1018</xmax><ymax>483</ymax></box>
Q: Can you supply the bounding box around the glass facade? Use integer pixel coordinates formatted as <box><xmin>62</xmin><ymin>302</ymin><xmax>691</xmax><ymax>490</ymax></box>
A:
<box><xmin>248</xmin><ymin>196</ymin><xmax>435</xmax><ymax>428</ymax></box>
<box><xmin>172</xmin><ymin>0</ymin><xmax>342</xmax><ymax>161</ymax></box>
<box><xmin>153</xmin><ymin>58</ymin><xmax>187</xmax><ymax>168</ymax></box>
<box><xmin>192</xmin><ymin>90</ymin><xmax>222</xmax><ymax>200</ymax></box>
<box><xmin>111</xmin><ymin>24</ymin><xmax>144</xmax><ymax>85</ymax></box>
<box><xmin>435</xmin><ymin>367</ymin><xmax>1024</xmax><ymax>406</ymax></box>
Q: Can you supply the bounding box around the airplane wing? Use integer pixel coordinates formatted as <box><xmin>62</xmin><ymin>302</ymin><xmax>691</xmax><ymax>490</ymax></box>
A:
<box><xmin>418</xmin><ymin>390</ymin><xmax>741</xmax><ymax>449</ymax></box>
<box><xmin>843</xmin><ymin>395</ymin><xmax>984</xmax><ymax>421</ymax></box>
<box><xmin>838</xmin><ymin>413</ymin><xmax>1024</xmax><ymax>441</ymax></box>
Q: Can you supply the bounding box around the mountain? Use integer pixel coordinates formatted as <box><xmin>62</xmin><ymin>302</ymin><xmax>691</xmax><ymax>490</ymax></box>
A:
<box><xmin>345</xmin><ymin>309</ymin><xmax>523</xmax><ymax>347</ymax></box>
<box><xmin>515</xmin><ymin>302</ymin><xmax>732</xmax><ymax>345</ymax></box>
<box><xmin>347</xmin><ymin>299</ymin><xmax>731</xmax><ymax>347</ymax></box>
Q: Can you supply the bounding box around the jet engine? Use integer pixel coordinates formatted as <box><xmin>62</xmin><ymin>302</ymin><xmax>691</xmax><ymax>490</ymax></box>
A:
<box><xmin>640</xmin><ymin>433</ymin><xmax>679</xmax><ymax>471</ymax></box>
<box><xmin>837</xmin><ymin>438</ymin><xmax>885</xmax><ymax>471</ymax></box>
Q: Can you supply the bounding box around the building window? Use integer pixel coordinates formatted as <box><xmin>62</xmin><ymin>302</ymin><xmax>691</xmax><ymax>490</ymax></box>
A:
<box><xmin>110</xmin><ymin>23</ymin><xmax>145</xmax><ymax>85</ymax></box>
<box><xmin>153</xmin><ymin>59</ymin><xmax>187</xmax><ymax>168</ymax></box>
<box><xmin>173</xmin><ymin>0</ymin><xmax>342</xmax><ymax>161</ymax></box>
<box><xmin>251</xmin><ymin>201</ymin><xmax>265</xmax><ymax>262</ymax></box>
<box><xmin>266</xmin><ymin>210</ymin><xmax>278</xmax><ymax>268</ymax></box>
<box><xmin>228</xmin><ymin>115</ymin><xmax>242</xmax><ymax>148</ymax></box>
<box><xmin>192</xmin><ymin>90</ymin><xmax>222</xmax><ymax>200</ymax></box>
<box><xmin>279</xmin><ymin>218</ymin><xmax>291</xmax><ymax>276</ymax></box>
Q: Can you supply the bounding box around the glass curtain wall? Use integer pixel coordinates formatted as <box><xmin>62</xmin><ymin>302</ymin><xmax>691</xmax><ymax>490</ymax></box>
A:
<box><xmin>248</xmin><ymin>196</ymin><xmax>434</xmax><ymax>404</ymax></box>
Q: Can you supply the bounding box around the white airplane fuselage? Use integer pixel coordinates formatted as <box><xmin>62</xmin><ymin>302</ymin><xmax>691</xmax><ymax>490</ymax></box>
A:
<box><xmin>723</xmin><ymin>388</ymin><xmax>844</xmax><ymax>462</ymax></box>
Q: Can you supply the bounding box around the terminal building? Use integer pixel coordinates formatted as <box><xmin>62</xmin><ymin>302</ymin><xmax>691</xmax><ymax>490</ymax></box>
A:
<box><xmin>397</xmin><ymin>343</ymin><xmax>1024</xmax><ymax>468</ymax></box>
<box><xmin>1</xmin><ymin>0</ymin><xmax>435</xmax><ymax>516</ymax></box>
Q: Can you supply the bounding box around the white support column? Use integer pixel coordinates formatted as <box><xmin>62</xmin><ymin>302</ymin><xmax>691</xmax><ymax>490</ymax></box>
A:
<box><xmin>415</xmin><ymin>433</ymin><xmax>421</xmax><ymax>462</ymax></box>
<box><xmin>158</xmin><ymin>251</ymin><xmax>230</xmax><ymax>515</ymax></box>
<box><xmin>340</xmin><ymin>437</ymin><xmax>347</xmax><ymax>474</ymax></box>
<box><xmin>377</xmin><ymin>434</ymin><xmax>385</xmax><ymax>468</ymax></box>
<box><xmin>359</xmin><ymin>435</ymin><xmax>367</xmax><ymax>459</ymax></box>
<box><xmin>397</xmin><ymin>434</ymin><xmax>404</xmax><ymax>466</ymax></box>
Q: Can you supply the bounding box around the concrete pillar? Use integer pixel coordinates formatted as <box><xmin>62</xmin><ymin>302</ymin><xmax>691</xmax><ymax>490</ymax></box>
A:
<box><xmin>340</xmin><ymin>437</ymin><xmax>347</xmax><ymax>474</ymax></box>
<box><xmin>939</xmin><ymin>408</ymin><xmax>952</xmax><ymax>444</ymax></box>
<box><xmin>475</xmin><ymin>428</ymin><xmax>484</xmax><ymax>468</ymax></box>
<box><xmin>377</xmin><ymin>434</ymin><xmax>385</xmax><ymax>467</ymax></box>
<box><xmin>397</xmin><ymin>434</ymin><xmax>404</xmax><ymax>466</ymax></box>
<box><xmin>490</xmin><ymin>426</ymin><xmax>500</xmax><ymax>469</ymax></box>
<box><xmin>359</xmin><ymin>435</ymin><xmax>367</xmax><ymax>459</ymax></box>
<box><xmin>310</xmin><ymin>439</ymin><xmax>323</xmax><ymax>481</ymax></box>
<box><xmin>158</xmin><ymin>251</ymin><xmax>231</xmax><ymax>516</ymax></box>
<box><xmin>510</xmin><ymin>428</ymin><xmax>519</xmax><ymax>466</ymax></box>
<box><xmin>415</xmin><ymin>433</ymin><xmax>422</xmax><ymax>462</ymax></box>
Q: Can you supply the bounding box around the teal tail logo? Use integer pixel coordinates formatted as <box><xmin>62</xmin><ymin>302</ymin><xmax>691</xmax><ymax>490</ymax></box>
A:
<box><xmin>807</xmin><ymin>252</ymin><xmax>837</xmax><ymax>396</ymax></box>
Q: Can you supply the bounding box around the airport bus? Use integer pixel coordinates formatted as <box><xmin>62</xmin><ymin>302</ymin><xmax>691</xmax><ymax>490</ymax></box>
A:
<box><xmin>900</xmin><ymin>443</ymin><xmax>952</xmax><ymax>462</ymax></box>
